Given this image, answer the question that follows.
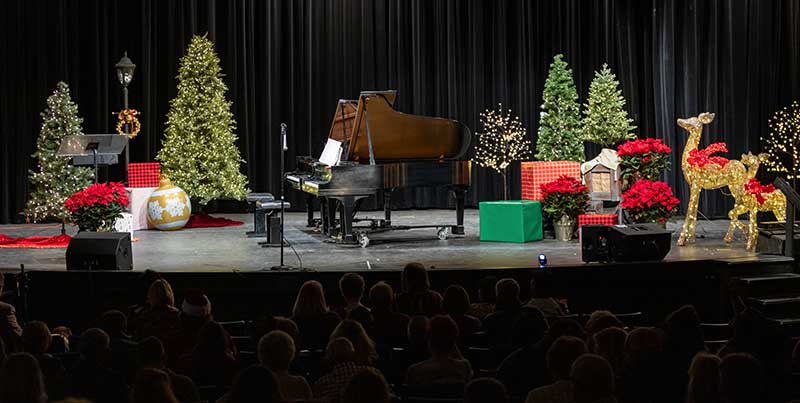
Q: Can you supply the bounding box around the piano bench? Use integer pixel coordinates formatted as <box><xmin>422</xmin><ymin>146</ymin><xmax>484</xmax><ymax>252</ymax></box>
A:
<box><xmin>246</xmin><ymin>192</ymin><xmax>275</xmax><ymax>203</ymax></box>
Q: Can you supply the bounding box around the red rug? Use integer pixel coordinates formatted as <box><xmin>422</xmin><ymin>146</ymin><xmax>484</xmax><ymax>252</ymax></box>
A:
<box><xmin>184</xmin><ymin>212</ymin><xmax>244</xmax><ymax>228</ymax></box>
<box><xmin>0</xmin><ymin>233</ymin><xmax>72</xmax><ymax>249</ymax></box>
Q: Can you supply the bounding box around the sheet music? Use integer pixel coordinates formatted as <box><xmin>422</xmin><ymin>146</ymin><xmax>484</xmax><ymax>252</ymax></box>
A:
<box><xmin>319</xmin><ymin>138</ymin><xmax>343</xmax><ymax>166</ymax></box>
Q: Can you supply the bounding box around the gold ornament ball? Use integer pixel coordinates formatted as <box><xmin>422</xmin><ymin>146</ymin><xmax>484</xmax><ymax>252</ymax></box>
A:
<box><xmin>147</xmin><ymin>177</ymin><xmax>192</xmax><ymax>231</ymax></box>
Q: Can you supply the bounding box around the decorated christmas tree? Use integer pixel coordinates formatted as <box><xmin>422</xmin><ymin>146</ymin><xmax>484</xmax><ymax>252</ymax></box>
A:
<box><xmin>762</xmin><ymin>101</ymin><xmax>800</xmax><ymax>183</ymax></box>
<box><xmin>536</xmin><ymin>54</ymin><xmax>583</xmax><ymax>162</ymax></box>
<box><xmin>157</xmin><ymin>35</ymin><xmax>249</xmax><ymax>204</ymax></box>
<box><xmin>24</xmin><ymin>82</ymin><xmax>93</xmax><ymax>222</ymax></box>
<box><xmin>582</xmin><ymin>63</ymin><xmax>636</xmax><ymax>147</ymax></box>
<box><xmin>473</xmin><ymin>104</ymin><xmax>532</xmax><ymax>200</ymax></box>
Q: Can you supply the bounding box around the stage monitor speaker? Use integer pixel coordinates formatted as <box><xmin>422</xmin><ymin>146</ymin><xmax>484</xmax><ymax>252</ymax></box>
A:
<box><xmin>66</xmin><ymin>232</ymin><xmax>132</xmax><ymax>271</ymax></box>
<box><xmin>581</xmin><ymin>223</ymin><xmax>671</xmax><ymax>263</ymax></box>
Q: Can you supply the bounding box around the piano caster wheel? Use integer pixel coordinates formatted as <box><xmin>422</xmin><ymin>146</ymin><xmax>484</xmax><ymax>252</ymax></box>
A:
<box><xmin>437</xmin><ymin>227</ymin><xmax>450</xmax><ymax>241</ymax></box>
<box><xmin>358</xmin><ymin>233</ymin><xmax>370</xmax><ymax>248</ymax></box>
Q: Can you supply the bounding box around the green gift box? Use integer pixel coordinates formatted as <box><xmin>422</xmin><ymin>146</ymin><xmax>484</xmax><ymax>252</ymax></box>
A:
<box><xmin>479</xmin><ymin>200</ymin><xmax>543</xmax><ymax>243</ymax></box>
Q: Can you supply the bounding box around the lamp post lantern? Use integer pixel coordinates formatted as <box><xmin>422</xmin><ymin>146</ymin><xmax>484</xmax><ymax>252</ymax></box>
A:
<box><xmin>115</xmin><ymin>52</ymin><xmax>135</xmax><ymax>182</ymax></box>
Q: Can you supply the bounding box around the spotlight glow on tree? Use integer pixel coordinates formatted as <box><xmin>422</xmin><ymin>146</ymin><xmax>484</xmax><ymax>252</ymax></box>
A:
<box><xmin>473</xmin><ymin>104</ymin><xmax>532</xmax><ymax>200</ymax></box>
<box><xmin>762</xmin><ymin>101</ymin><xmax>800</xmax><ymax>183</ymax></box>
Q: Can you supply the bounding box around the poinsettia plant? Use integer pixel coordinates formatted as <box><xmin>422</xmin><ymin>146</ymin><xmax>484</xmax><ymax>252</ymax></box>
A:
<box><xmin>64</xmin><ymin>182</ymin><xmax>129</xmax><ymax>232</ymax></box>
<box><xmin>617</xmin><ymin>138</ymin><xmax>671</xmax><ymax>181</ymax></box>
<box><xmin>541</xmin><ymin>175</ymin><xmax>590</xmax><ymax>220</ymax></box>
<box><xmin>620</xmin><ymin>179</ymin><xmax>680</xmax><ymax>224</ymax></box>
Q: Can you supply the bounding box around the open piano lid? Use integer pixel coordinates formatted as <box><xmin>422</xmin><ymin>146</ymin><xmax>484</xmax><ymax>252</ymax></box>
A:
<box><xmin>327</xmin><ymin>90</ymin><xmax>471</xmax><ymax>164</ymax></box>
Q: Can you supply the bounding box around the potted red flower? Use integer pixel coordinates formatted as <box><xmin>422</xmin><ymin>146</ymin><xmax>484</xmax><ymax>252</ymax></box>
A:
<box><xmin>541</xmin><ymin>175</ymin><xmax>590</xmax><ymax>241</ymax></box>
<box><xmin>617</xmin><ymin>138</ymin><xmax>671</xmax><ymax>186</ymax></box>
<box><xmin>620</xmin><ymin>179</ymin><xmax>679</xmax><ymax>225</ymax></box>
<box><xmin>64</xmin><ymin>182</ymin><xmax>129</xmax><ymax>232</ymax></box>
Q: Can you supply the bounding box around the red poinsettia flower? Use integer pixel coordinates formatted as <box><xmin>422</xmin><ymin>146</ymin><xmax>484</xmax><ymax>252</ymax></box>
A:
<box><xmin>617</xmin><ymin>138</ymin><xmax>672</xmax><ymax>182</ymax></box>
<box><xmin>617</xmin><ymin>138</ymin><xmax>672</xmax><ymax>156</ymax></box>
<box><xmin>541</xmin><ymin>176</ymin><xmax>590</xmax><ymax>220</ymax></box>
<box><xmin>621</xmin><ymin>179</ymin><xmax>680</xmax><ymax>223</ymax></box>
<box><xmin>64</xmin><ymin>182</ymin><xmax>129</xmax><ymax>232</ymax></box>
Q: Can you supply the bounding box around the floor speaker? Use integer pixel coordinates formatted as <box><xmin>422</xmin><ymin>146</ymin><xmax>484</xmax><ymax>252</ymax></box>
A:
<box><xmin>581</xmin><ymin>223</ymin><xmax>671</xmax><ymax>263</ymax></box>
<box><xmin>66</xmin><ymin>232</ymin><xmax>133</xmax><ymax>271</ymax></box>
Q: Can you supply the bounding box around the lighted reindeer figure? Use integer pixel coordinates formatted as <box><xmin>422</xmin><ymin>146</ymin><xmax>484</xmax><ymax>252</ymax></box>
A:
<box><xmin>724</xmin><ymin>152</ymin><xmax>786</xmax><ymax>251</ymax></box>
<box><xmin>677</xmin><ymin>112</ymin><xmax>747</xmax><ymax>246</ymax></box>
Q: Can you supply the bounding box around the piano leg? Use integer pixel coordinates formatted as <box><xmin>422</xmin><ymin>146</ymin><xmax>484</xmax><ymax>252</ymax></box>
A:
<box><xmin>384</xmin><ymin>189</ymin><xmax>393</xmax><ymax>227</ymax></box>
<box><xmin>305</xmin><ymin>194</ymin><xmax>316</xmax><ymax>227</ymax></box>
<box><xmin>339</xmin><ymin>196</ymin><xmax>357</xmax><ymax>243</ymax></box>
<box><xmin>327</xmin><ymin>198</ymin><xmax>339</xmax><ymax>237</ymax></box>
<box><xmin>319</xmin><ymin>197</ymin><xmax>329</xmax><ymax>233</ymax></box>
<box><xmin>452</xmin><ymin>186</ymin><xmax>467</xmax><ymax>235</ymax></box>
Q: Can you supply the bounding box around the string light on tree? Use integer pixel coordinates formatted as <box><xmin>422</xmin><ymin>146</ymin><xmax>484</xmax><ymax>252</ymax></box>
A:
<box><xmin>473</xmin><ymin>104</ymin><xmax>532</xmax><ymax>200</ymax></box>
<box><xmin>761</xmin><ymin>101</ymin><xmax>800</xmax><ymax>183</ymax></box>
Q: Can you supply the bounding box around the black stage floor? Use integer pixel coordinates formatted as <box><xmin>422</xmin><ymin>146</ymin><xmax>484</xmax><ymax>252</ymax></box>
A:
<box><xmin>0</xmin><ymin>209</ymin><xmax>790</xmax><ymax>273</ymax></box>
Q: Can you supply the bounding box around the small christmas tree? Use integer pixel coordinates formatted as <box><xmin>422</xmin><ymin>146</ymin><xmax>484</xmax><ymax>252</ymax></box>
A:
<box><xmin>24</xmin><ymin>82</ymin><xmax>93</xmax><ymax>222</ymax></box>
<box><xmin>762</xmin><ymin>101</ymin><xmax>800</xmax><ymax>184</ymax></box>
<box><xmin>157</xmin><ymin>35</ymin><xmax>249</xmax><ymax>204</ymax></box>
<box><xmin>536</xmin><ymin>54</ymin><xmax>584</xmax><ymax>162</ymax></box>
<box><xmin>582</xmin><ymin>63</ymin><xmax>636</xmax><ymax>147</ymax></box>
<box><xmin>473</xmin><ymin>104</ymin><xmax>532</xmax><ymax>200</ymax></box>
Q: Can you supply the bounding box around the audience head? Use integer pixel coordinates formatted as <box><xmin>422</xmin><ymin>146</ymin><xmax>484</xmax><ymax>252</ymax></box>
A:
<box><xmin>720</xmin><ymin>353</ymin><xmax>763</xmax><ymax>403</ymax></box>
<box><xmin>408</xmin><ymin>315</ymin><xmax>430</xmax><ymax>349</ymax></box>
<box><xmin>22</xmin><ymin>321</ymin><xmax>52</xmax><ymax>355</ymax></box>
<box><xmin>428</xmin><ymin>315</ymin><xmax>459</xmax><ymax>356</ymax></box>
<box><xmin>193</xmin><ymin>321</ymin><xmax>229</xmax><ymax>356</ymax></box>
<box><xmin>181</xmin><ymin>288</ymin><xmax>212</xmax><ymax>319</ymax></box>
<box><xmin>227</xmin><ymin>365</ymin><xmax>282</xmax><ymax>403</ymax></box>
<box><xmin>146</xmin><ymin>279</ymin><xmax>175</xmax><ymax>309</ymax></box>
<box><xmin>330</xmin><ymin>319</ymin><xmax>377</xmax><ymax>364</ymax></box>
<box><xmin>259</xmin><ymin>330</ymin><xmax>295</xmax><ymax>372</ymax></box>
<box><xmin>495</xmin><ymin>278</ymin><xmax>520</xmax><ymax>309</ymax></box>
<box><xmin>571</xmin><ymin>354</ymin><xmax>615</xmax><ymax>403</ymax></box>
<box><xmin>585</xmin><ymin>311</ymin><xmax>624</xmax><ymax>336</ymax></box>
<box><xmin>340</xmin><ymin>273</ymin><xmax>366</xmax><ymax>303</ymax></box>
<box><xmin>547</xmin><ymin>336</ymin><xmax>589</xmax><ymax>381</ymax></box>
<box><xmin>687</xmin><ymin>352</ymin><xmax>721</xmax><ymax>403</ymax></box>
<box><xmin>478</xmin><ymin>276</ymin><xmax>497</xmax><ymax>303</ymax></box>
<box><xmin>131</xmin><ymin>368</ymin><xmax>178</xmax><ymax>403</ymax></box>
<box><xmin>464</xmin><ymin>377</ymin><xmax>507</xmax><ymax>403</ymax></box>
<box><xmin>275</xmin><ymin>317</ymin><xmax>300</xmax><ymax>352</ymax></box>
<box><xmin>443</xmin><ymin>285</ymin><xmax>471</xmax><ymax>316</ymax></box>
<box><xmin>513</xmin><ymin>307</ymin><xmax>548</xmax><ymax>346</ymax></box>
<box><xmin>369</xmin><ymin>281</ymin><xmax>396</xmax><ymax>311</ymax></box>
<box><xmin>401</xmin><ymin>262</ymin><xmax>430</xmax><ymax>294</ymax></box>
<box><xmin>326</xmin><ymin>337</ymin><xmax>356</xmax><ymax>364</ymax></box>
<box><xmin>592</xmin><ymin>327</ymin><xmax>627</xmax><ymax>374</ymax></box>
<box><xmin>78</xmin><ymin>328</ymin><xmax>110</xmax><ymax>364</ymax></box>
<box><xmin>624</xmin><ymin>327</ymin><xmax>663</xmax><ymax>368</ymax></box>
<box><xmin>292</xmin><ymin>280</ymin><xmax>329</xmax><ymax>318</ymax></box>
<box><xmin>664</xmin><ymin>305</ymin><xmax>706</xmax><ymax>356</ymax></box>
<box><xmin>99</xmin><ymin>309</ymin><xmax>129</xmax><ymax>338</ymax></box>
<box><xmin>0</xmin><ymin>352</ymin><xmax>46</xmax><ymax>403</ymax></box>
<box><xmin>342</xmin><ymin>368</ymin><xmax>391</xmax><ymax>403</ymax></box>
<box><xmin>138</xmin><ymin>336</ymin><xmax>166</xmax><ymax>369</ymax></box>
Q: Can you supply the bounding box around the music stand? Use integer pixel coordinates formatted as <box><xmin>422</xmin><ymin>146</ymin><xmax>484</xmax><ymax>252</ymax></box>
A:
<box><xmin>57</xmin><ymin>134</ymin><xmax>127</xmax><ymax>183</ymax></box>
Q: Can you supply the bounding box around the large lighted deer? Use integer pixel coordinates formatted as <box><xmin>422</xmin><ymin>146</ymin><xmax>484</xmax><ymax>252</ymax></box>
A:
<box><xmin>724</xmin><ymin>152</ymin><xmax>786</xmax><ymax>251</ymax></box>
<box><xmin>677</xmin><ymin>113</ymin><xmax>748</xmax><ymax>246</ymax></box>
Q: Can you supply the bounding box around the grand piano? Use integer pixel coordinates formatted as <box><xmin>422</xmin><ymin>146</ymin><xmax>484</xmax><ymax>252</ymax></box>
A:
<box><xmin>285</xmin><ymin>90</ymin><xmax>472</xmax><ymax>247</ymax></box>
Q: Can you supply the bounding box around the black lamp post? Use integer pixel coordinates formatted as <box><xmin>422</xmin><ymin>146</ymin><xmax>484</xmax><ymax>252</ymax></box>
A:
<box><xmin>115</xmin><ymin>52</ymin><xmax>135</xmax><ymax>182</ymax></box>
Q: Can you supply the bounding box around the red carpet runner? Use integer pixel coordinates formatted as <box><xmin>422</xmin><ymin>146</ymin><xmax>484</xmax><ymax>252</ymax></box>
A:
<box><xmin>0</xmin><ymin>233</ymin><xmax>72</xmax><ymax>248</ymax></box>
<box><xmin>184</xmin><ymin>212</ymin><xmax>244</xmax><ymax>228</ymax></box>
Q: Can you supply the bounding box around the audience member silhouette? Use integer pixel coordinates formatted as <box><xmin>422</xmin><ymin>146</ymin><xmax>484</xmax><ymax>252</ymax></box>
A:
<box><xmin>314</xmin><ymin>337</ymin><xmax>371</xmax><ymax>403</ymax></box>
<box><xmin>341</xmin><ymin>367</ymin><xmax>391</xmax><ymax>403</ymax></box>
<box><xmin>526</xmin><ymin>335</ymin><xmax>588</xmax><ymax>403</ymax></box>
<box><xmin>523</xmin><ymin>276</ymin><xmax>564</xmax><ymax>318</ymax></box>
<box><xmin>337</xmin><ymin>273</ymin><xmax>374</xmax><ymax>331</ymax></box>
<box><xmin>686</xmin><ymin>352</ymin><xmax>721</xmax><ymax>403</ymax></box>
<box><xmin>138</xmin><ymin>336</ymin><xmax>199</xmax><ymax>403</ymax></box>
<box><xmin>179</xmin><ymin>320</ymin><xmax>240</xmax><ymax>387</ymax></box>
<box><xmin>464</xmin><ymin>377</ymin><xmax>508</xmax><ymax>403</ymax></box>
<box><xmin>221</xmin><ymin>365</ymin><xmax>283</xmax><ymax>403</ymax></box>
<box><xmin>591</xmin><ymin>326</ymin><xmax>627</xmax><ymax>378</ymax></box>
<box><xmin>166</xmin><ymin>288</ymin><xmax>213</xmax><ymax>368</ymax></box>
<box><xmin>720</xmin><ymin>353</ymin><xmax>763</xmax><ymax>403</ymax></box>
<box><xmin>259</xmin><ymin>330</ymin><xmax>313</xmax><ymax>402</ymax></box>
<box><xmin>405</xmin><ymin>315</ymin><xmax>472</xmax><ymax>386</ymax></box>
<box><xmin>571</xmin><ymin>354</ymin><xmax>617</xmax><ymax>403</ymax></box>
<box><xmin>443</xmin><ymin>285</ymin><xmax>482</xmax><ymax>339</ymax></box>
<box><xmin>68</xmin><ymin>328</ymin><xmax>128</xmax><ymax>403</ymax></box>
<box><xmin>0</xmin><ymin>274</ymin><xmax>22</xmax><ymax>352</ymax></box>
<box><xmin>396</xmin><ymin>263</ymin><xmax>443</xmax><ymax>316</ymax></box>
<box><xmin>330</xmin><ymin>319</ymin><xmax>378</xmax><ymax>365</ymax></box>
<box><xmin>291</xmin><ymin>280</ymin><xmax>341</xmax><ymax>350</ymax></box>
<box><xmin>136</xmin><ymin>279</ymin><xmax>181</xmax><ymax>343</ymax></box>
<box><xmin>368</xmin><ymin>281</ymin><xmax>410</xmax><ymax>346</ymax></box>
<box><xmin>0</xmin><ymin>352</ymin><xmax>47</xmax><ymax>403</ymax></box>
<box><xmin>469</xmin><ymin>276</ymin><xmax>497</xmax><ymax>319</ymax></box>
<box><xmin>99</xmin><ymin>309</ymin><xmax>139</xmax><ymax>383</ymax></box>
<box><xmin>22</xmin><ymin>321</ymin><xmax>66</xmax><ymax>400</ymax></box>
<box><xmin>131</xmin><ymin>368</ymin><xmax>179</xmax><ymax>403</ymax></box>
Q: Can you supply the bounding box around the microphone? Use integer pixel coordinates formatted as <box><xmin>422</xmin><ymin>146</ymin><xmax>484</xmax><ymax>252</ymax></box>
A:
<box><xmin>281</xmin><ymin>123</ymin><xmax>288</xmax><ymax>151</ymax></box>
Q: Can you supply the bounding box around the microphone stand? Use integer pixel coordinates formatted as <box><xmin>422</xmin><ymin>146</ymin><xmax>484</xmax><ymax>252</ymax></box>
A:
<box><xmin>270</xmin><ymin>123</ymin><xmax>295</xmax><ymax>271</ymax></box>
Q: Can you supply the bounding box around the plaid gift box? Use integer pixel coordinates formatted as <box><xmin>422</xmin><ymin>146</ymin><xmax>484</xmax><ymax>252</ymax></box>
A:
<box><xmin>521</xmin><ymin>161</ymin><xmax>581</xmax><ymax>200</ymax></box>
<box><xmin>128</xmin><ymin>162</ymin><xmax>160</xmax><ymax>187</ymax></box>
<box><xmin>578</xmin><ymin>213</ymin><xmax>619</xmax><ymax>227</ymax></box>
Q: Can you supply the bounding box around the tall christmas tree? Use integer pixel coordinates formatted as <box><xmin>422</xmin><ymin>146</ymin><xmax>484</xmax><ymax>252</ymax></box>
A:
<box><xmin>157</xmin><ymin>35</ymin><xmax>249</xmax><ymax>204</ymax></box>
<box><xmin>581</xmin><ymin>63</ymin><xmax>636</xmax><ymax>147</ymax></box>
<box><xmin>473</xmin><ymin>104</ymin><xmax>532</xmax><ymax>200</ymax></box>
<box><xmin>535</xmin><ymin>54</ymin><xmax>584</xmax><ymax>162</ymax></box>
<box><xmin>24</xmin><ymin>82</ymin><xmax>93</xmax><ymax>222</ymax></box>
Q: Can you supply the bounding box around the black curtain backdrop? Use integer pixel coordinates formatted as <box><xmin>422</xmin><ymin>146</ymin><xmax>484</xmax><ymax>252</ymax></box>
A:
<box><xmin>2</xmin><ymin>0</ymin><xmax>799</xmax><ymax>223</ymax></box>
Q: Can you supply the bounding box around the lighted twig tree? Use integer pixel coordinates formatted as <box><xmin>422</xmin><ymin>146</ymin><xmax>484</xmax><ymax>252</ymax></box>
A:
<box><xmin>473</xmin><ymin>104</ymin><xmax>532</xmax><ymax>200</ymax></box>
<box><xmin>762</xmin><ymin>101</ymin><xmax>800</xmax><ymax>187</ymax></box>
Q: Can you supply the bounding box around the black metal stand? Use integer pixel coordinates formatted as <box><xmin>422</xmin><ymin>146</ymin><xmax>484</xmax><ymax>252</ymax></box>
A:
<box><xmin>271</xmin><ymin>124</ymin><xmax>297</xmax><ymax>271</ymax></box>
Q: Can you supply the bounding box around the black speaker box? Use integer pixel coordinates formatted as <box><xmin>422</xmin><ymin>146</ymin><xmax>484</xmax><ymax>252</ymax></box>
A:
<box><xmin>581</xmin><ymin>223</ymin><xmax>671</xmax><ymax>263</ymax></box>
<box><xmin>66</xmin><ymin>232</ymin><xmax>133</xmax><ymax>271</ymax></box>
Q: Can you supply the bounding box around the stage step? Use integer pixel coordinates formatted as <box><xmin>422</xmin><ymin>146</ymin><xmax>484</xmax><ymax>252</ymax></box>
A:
<box><xmin>734</xmin><ymin>273</ymin><xmax>800</xmax><ymax>299</ymax></box>
<box><xmin>749</xmin><ymin>296</ymin><xmax>800</xmax><ymax>318</ymax></box>
<box><xmin>723</xmin><ymin>255</ymin><xmax>796</xmax><ymax>277</ymax></box>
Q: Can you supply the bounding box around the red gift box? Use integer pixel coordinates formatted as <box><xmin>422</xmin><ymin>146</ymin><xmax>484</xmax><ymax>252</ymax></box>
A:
<box><xmin>128</xmin><ymin>162</ymin><xmax>161</xmax><ymax>188</ymax></box>
<box><xmin>521</xmin><ymin>161</ymin><xmax>582</xmax><ymax>200</ymax></box>
<box><xmin>578</xmin><ymin>213</ymin><xmax>619</xmax><ymax>227</ymax></box>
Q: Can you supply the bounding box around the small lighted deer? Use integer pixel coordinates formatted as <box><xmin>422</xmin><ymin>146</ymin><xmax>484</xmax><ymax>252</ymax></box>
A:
<box><xmin>724</xmin><ymin>152</ymin><xmax>786</xmax><ymax>251</ymax></box>
<box><xmin>677</xmin><ymin>113</ymin><xmax>748</xmax><ymax>246</ymax></box>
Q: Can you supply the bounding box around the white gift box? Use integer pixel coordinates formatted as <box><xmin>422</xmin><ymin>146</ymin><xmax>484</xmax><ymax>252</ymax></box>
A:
<box><xmin>126</xmin><ymin>187</ymin><xmax>157</xmax><ymax>230</ymax></box>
